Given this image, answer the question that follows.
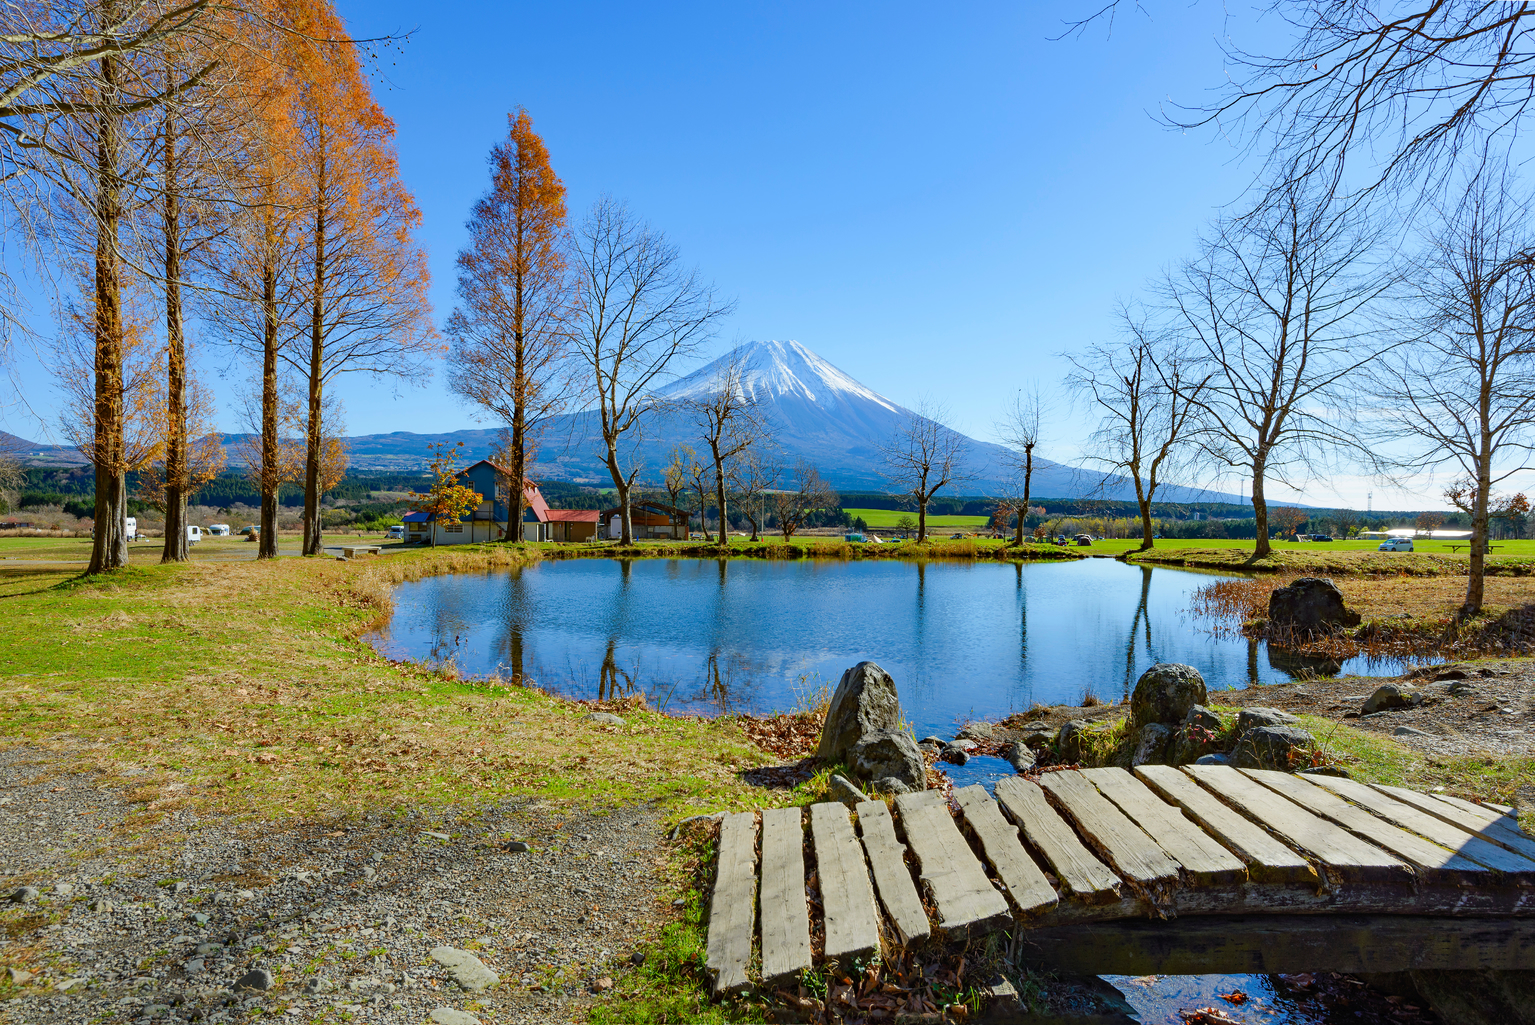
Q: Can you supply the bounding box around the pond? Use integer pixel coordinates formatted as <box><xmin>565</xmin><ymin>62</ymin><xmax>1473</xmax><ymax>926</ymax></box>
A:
<box><xmin>368</xmin><ymin>557</ymin><xmax>1408</xmax><ymax>736</ymax></box>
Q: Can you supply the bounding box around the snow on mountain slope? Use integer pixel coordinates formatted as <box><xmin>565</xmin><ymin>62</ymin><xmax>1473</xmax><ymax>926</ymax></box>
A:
<box><xmin>657</xmin><ymin>340</ymin><xmax>903</xmax><ymax>414</ymax></box>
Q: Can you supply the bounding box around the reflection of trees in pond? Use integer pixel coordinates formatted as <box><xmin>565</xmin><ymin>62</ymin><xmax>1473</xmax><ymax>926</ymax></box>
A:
<box><xmin>1120</xmin><ymin>565</ymin><xmax>1156</xmax><ymax>699</ymax></box>
<box><xmin>599</xmin><ymin>636</ymin><xmax>639</xmax><ymax>701</ymax></box>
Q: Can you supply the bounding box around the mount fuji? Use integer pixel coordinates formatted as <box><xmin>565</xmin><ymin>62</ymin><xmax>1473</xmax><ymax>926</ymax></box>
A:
<box><xmin>516</xmin><ymin>339</ymin><xmax>1237</xmax><ymax>501</ymax></box>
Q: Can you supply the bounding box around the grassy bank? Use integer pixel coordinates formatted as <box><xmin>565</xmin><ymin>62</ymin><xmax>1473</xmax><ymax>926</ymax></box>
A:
<box><xmin>0</xmin><ymin>546</ymin><xmax>775</xmax><ymax>838</ymax></box>
<box><xmin>528</xmin><ymin>535</ymin><xmax>1083</xmax><ymax>562</ymax></box>
<box><xmin>1118</xmin><ymin>538</ymin><xmax>1535</xmax><ymax>576</ymax></box>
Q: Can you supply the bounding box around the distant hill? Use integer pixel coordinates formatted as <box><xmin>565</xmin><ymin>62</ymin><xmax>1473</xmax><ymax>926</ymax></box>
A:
<box><xmin>7</xmin><ymin>341</ymin><xmax>1253</xmax><ymax>503</ymax></box>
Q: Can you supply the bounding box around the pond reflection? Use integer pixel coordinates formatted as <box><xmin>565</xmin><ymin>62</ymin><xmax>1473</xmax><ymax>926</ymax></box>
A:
<box><xmin>368</xmin><ymin>557</ymin><xmax>1414</xmax><ymax>736</ymax></box>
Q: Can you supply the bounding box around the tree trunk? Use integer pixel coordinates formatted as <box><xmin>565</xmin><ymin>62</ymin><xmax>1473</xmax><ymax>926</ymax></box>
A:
<box><xmin>714</xmin><ymin>463</ymin><xmax>729</xmax><ymax>551</ymax></box>
<box><xmin>1251</xmin><ymin>454</ymin><xmax>1271</xmax><ymax>558</ymax></box>
<box><xmin>1014</xmin><ymin>445</ymin><xmax>1033</xmax><ymax>546</ymax></box>
<box><xmin>302</xmin><ymin>132</ymin><xmax>327</xmax><ymax>558</ymax></box>
<box><xmin>258</xmin><ymin>205</ymin><xmax>280</xmax><ymax>560</ymax></box>
<box><xmin>1465</xmin><ymin>458</ymin><xmax>1492</xmax><ymax>615</ymax></box>
<box><xmin>696</xmin><ymin>483</ymin><xmax>711</xmax><ymax>541</ymax></box>
<box><xmin>88</xmin><ymin>33</ymin><xmax>127</xmax><ymax>576</ymax></box>
<box><xmin>1138</xmin><ymin>498</ymin><xmax>1154</xmax><ymax>550</ymax></box>
<box><xmin>161</xmin><ymin>100</ymin><xmax>189</xmax><ymax>564</ymax></box>
<box><xmin>917</xmin><ymin>493</ymin><xmax>928</xmax><ymax>544</ymax></box>
<box><xmin>509</xmin><ymin>341</ymin><xmax>526</xmax><ymax>542</ymax></box>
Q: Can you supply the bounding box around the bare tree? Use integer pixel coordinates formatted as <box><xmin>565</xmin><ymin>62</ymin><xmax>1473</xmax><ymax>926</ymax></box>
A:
<box><xmin>686</xmin><ymin>352</ymin><xmax>761</xmax><ymax>550</ymax></box>
<box><xmin>570</xmin><ymin>197</ymin><xmax>731</xmax><ymax>545</ymax></box>
<box><xmin>1067</xmin><ymin>312</ymin><xmax>1209</xmax><ymax>551</ymax></box>
<box><xmin>881</xmin><ymin>399</ymin><xmax>969</xmax><ymax>544</ymax></box>
<box><xmin>686</xmin><ymin>448</ymin><xmax>711</xmax><ymax>540</ymax></box>
<box><xmin>1332</xmin><ymin>507</ymin><xmax>1362</xmax><ymax>539</ymax></box>
<box><xmin>996</xmin><ymin>385</ymin><xmax>1045</xmax><ymax>546</ymax></box>
<box><xmin>1369</xmin><ymin>176</ymin><xmax>1535</xmax><ymax>615</ymax></box>
<box><xmin>661</xmin><ymin>443</ymin><xmax>693</xmax><ymax>519</ymax></box>
<box><xmin>774</xmin><ymin>459</ymin><xmax>835</xmax><ymax>542</ymax></box>
<box><xmin>1166</xmin><ymin>180</ymin><xmax>1390</xmax><ymax>558</ymax></box>
<box><xmin>727</xmin><ymin>447</ymin><xmax>778</xmax><ymax>541</ymax></box>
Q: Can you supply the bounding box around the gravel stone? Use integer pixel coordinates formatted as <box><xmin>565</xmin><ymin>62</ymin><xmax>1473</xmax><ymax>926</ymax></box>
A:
<box><xmin>583</xmin><ymin>712</ymin><xmax>626</xmax><ymax>726</ymax></box>
<box><xmin>429</xmin><ymin>1009</ymin><xmax>482</xmax><ymax>1025</ymax></box>
<box><xmin>234</xmin><ymin>968</ymin><xmax>275</xmax><ymax>991</ymax></box>
<box><xmin>431</xmin><ymin>947</ymin><xmax>499</xmax><ymax>992</ymax></box>
<box><xmin>8</xmin><ymin>885</ymin><xmax>39</xmax><ymax>903</ymax></box>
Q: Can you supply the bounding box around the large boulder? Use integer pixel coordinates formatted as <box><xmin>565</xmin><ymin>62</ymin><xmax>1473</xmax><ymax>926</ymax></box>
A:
<box><xmin>1056</xmin><ymin>720</ymin><xmax>1091</xmax><ymax>763</ymax></box>
<box><xmin>1171</xmin><ymin>707</ymin><xmax>1223</xmax><ymax>765</ymax></box>
<box><xmin>818</xmin><ymin>662</ymin><xmax>903</xmax><ymax>762</ymax></box>
<box><xmin>1267</xmin><ymin>577</ymin><xmax>1361</xmax><ymax>636</ymax></box>
<box><xmin>1131</xmin><ymin>723</ymin><xmax>1173</xmax><ymax>767</ymax></box>
<box><xmin>847</xmin><ymin>731</ymin><xmax>925</xmax><ymax>790</ymax></box>
<box><xmin>1232</xmin><ymin>726</ymin><xmax>1316</xmax><ymax>771</ymax></box>
<box><xmin>1236</xmin><ymin>707</ymin><xmax>1298</xmax><ymax>734</ymax></box>
<box><xmin>1363</xmin><ymin>683</ymin><xmax>1422</xmax><ymax>715</ymax></box>
<box><xmin>1130</xmin><ymin>664</ymin><xmax>1207</xmax><ymax>730</ymax></box>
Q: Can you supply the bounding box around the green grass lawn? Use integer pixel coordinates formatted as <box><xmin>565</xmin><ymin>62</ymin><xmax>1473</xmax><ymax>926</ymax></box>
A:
<box><xmin>843</xmin><ymin>508</ymin><xmax>991</xmax><ymax>529</ymax></box>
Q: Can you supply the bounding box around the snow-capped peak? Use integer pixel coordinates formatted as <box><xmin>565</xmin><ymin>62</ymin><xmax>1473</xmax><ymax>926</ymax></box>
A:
<box><xmin>656</xmin><ymin>340</ymin><xmax>904</xmax><ymax>413</ymax></box>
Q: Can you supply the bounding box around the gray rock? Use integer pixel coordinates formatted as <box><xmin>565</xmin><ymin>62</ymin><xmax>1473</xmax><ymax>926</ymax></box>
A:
<box><xmin>828</xmin><ymin>774</ymin><xmax>868</xmax><ymax>808</ymax></box>
<box><xmin>948</xmin><ymin>738</ymin><xmax>978</xmax><ymax>752</ymax></box>
<box><xmin>1232</xmin><ymin>726</ymin><xmax>1316</xmax><ymax>771</ymax></box>
<box><xmin>1056</xmin><ymin>720</ymin><xmax>1091</xmax><ymax>763</ymax></box>
<box><xmin>1299</xmin><ymin>765</ymin><xmax>1351</xmax><ymax>778</ymax></box>
<box><xmin>303</xmin><ymin>977</ymin><xmax>336</xmax><ymax>995</ymax></box>
<box><xmin>1267</xmin><ymin>577</ymin><xmax>1361</xmax><ymax>635</ymax></box>
<box><xmin>1364</xmin><ymin>683</ymin><xmax>1422</xmax><ymax>715</ymax></box>
<box><xmin>503</xmin><ymin>841</ymin><xmax>530</xmax><ymax>853</ymax></box>
<box><xmin>1194</xmin><ymin>753</ymin><xmax>1233</xmax><ymax>766</ymax></box>
<box><xmin>1131</xmin><ymin>723</ymin><xmax>1173</xmax><ymax>767</ymax></box>
<box><xmin>1236</xmin><ymin>707</ymin><xmax>1299</xmax><ymax>734</ymax></box>
<box><xmin>999</xmin><ymin>742</ymin><xmax>1036</xmax><ymax>772</ymax></box>
<box><xmin>172</xmin><ymin>881</ymin><xmax>189</xmax><ymax>894</ymax></box>
<box><xmin>5</xmin><ymin>967</ymin><xmax>33</xmax><ymax>985</ymax></box>
<box><xmin>233</xmin><ymin>968</ymin><xmax>275</xmax><ymax>992</ymax></box>
<box><xmin>184</xmin><ymin>959</ymin><xmax>205</xmax><ymax>975</ymax></box>
<box><xmin>818</xmin><ymin>661</ymin><xmax>904</xmax><ymax>762</ymax></box>
<box><xmin>191</xmin><ymin>912</ymin><xmax>210</xmax><ymax>925</ymax></box>
<box><xmin>1130</xmin><ymin>664</ymin><xmax>1207</xmax><ymax>729</ymax></box>
<box><xmin>196</xmin><ymin>943</ymin><xmax>221</xmax><ymax>955</ymax></box>
<box><xmin>1182</xmin><ymin>705</ymin><xmax>1222</xmax><ymax>732</ymax></box>
<box><xmin>847</xmin><ymin>730</ymin><xmax>925</xmax><ymax>790</ymax></box>
<box><xmin>422</xmin><ymin>831</ymin><xmax>451</xmax><ymax>841</ymax></box>
<box><xmin>7</xmin><ymin>886</ymin><xmax>38</xmax><ymax>904</ymax></box>
<box><xmin>430</xmin><ymin>946</ymin><xmax>500</xmax><ymax>993</ymax></box>
<box><xmin>429</xmin><ymin>1009</ymin><xmax>482</xmax><ymax>1025</ymax></box>
<box><xmin>142</xmin><ymin>1004</ymin><xmax>171</xmax><ymax>1018</ymax></box>
<box><xmin>89</xmin><ymin>898</ymin><xmax>113</xmax><ymax>912</ymax></box>
<box><xmin>584</xmin><ymin>712</ymin><xmax>626</xmax><ymax>726</ymax></box>
<box><xmin>1394</xmin><ymin>725</ymin><xmax>1433</xmax><ymax>737</ymax></box>
<box><xmin>940</xmin><ymin>744</ymin><xmax>970</xmax><ymax>766</ymax></box>
<box><xmin>955</xmin><ymin>722</ymin><xmax>994</xmax><ymax>742</ymax></box>
<box><xmin>52</xmin><ymin>882</ymin><xmax>73</xmax><ymax>896</ymax></box>
<box><xmin>916</xmin><ymin>736</ymin><xmax>944</xmax><ymax>750</ymax></box>
<box><xmin>869</xmin><ymin>776</ymin><xmax>912</xmax><ymax>795</ymax></box>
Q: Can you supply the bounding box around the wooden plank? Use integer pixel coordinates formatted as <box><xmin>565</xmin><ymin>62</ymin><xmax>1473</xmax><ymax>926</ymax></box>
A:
<box><xmin>1134</xmin><ymin>765</ymin><xmax>1316</xmax><ymax>885</ymax></box>
<box><xmin>1082</xmin><ymin>768</ymin><xmax>1247</xmax><ymax>886</ymax></box>
<box><xmin>1182</xmin><ymin>765</ymin><xmax>1411</xmax><ymax>886</ymax></box>
<box><xmin>1039</xmin><ymin>770</ymin><xmax>1180</xmax><ymax>890</ymax></box>
<box><xmin>808</xmin><ymin>802</ymin><xmax>880</xmax><ymax>962</ymax></box>
<box><xmin>1021</xmin><ymin>914</ymin><xmax>1535</xmax><ymax>975</ymax></box>
<box><xmin>759</xmin><ymin>805</ymin><xmax>811</xmax><ymax>982</ymax></box>
<box><xmin>705</xmin><ymin>811</ymin><xmax>757</xmax><ymax>995</ymax></box>
<box><xmin>1242</xmin><ymin>770</ymin><xmax>1490</xmax><ymax>883</ymax></box>
<box><xmin>1303</xmin><ymin>774</ymin><xmax>1535</xmax><ymax>877</ymax></box>
<box><xmin>1372</xmin><ymin>783</ymin><xmax>1535</xmax><ymax>863</ymax></box>
<box><xmin>892</xmin><ymin>789</ymin><xmax>1011</xmax><ymax>937</ymax></box>
<box><xmin>951</xmin><ymin>785</ymin><xmax>1058</xmax><ymax>916</ymax></box>
<box><xmin>994</xmin><ymin>776</ymin><xmax>1121</xmax><ymax>903</ymax></box>
<box><xmin>853</xmin><ymin>801</ymin><xmax>931</xmax><ymax>947</ymax></box>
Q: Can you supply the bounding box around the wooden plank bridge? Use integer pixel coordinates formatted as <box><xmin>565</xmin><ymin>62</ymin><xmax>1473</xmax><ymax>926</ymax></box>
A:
<box><xmin>704</xmin><ymin>765</ymin><xmax>1535</xmax><ymax>993</ymax></box>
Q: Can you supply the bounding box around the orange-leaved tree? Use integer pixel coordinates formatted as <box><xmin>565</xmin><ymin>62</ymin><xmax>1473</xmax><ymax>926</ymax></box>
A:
<box><xmin>410</xmin><ymin>443</ymin><xmax>480</xmax><ymax>548</ymax></box>
<box><xmin>447</xmin><ymin>108</ymin><xmax>577</xmax><ymax>544</ymax></box>
<box><xmin>286</xmin><ymin>0</ymin><xmax>438</xmax><ymax>556</ymax></box>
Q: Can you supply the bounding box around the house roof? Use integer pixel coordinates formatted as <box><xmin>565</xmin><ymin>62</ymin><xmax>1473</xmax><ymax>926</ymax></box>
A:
<box><xmin>403</xmin><ymin>511</ymin><xmax>430</xmax><ymax>523</ymax></box>
<box><xmin>546</xmin><ymin>509</ymin><xmax>601</xmax><ymax>523</ymax></box>
<box><xmin>524</xmin><ymin>481</ymin><xmax>550</xmax><ymax>522</ymax></box>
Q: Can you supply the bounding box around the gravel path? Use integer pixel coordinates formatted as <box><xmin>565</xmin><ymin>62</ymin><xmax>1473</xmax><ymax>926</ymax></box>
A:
<box><xmin>0</xmin><ymin>747</ymin><xmax>671</xmax><ymax>1025</ymax></box>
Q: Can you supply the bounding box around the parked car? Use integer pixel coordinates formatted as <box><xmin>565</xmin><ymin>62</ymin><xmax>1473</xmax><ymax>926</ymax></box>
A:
<box><xmin>844</xmin><ymin>532</ymin><xmax>866</xmax><ymax>542</ymax></box>
<box><xmin>949</xmin><ymin>533</ymin><xmax>966</xmax><ymax>540</ymax></box>
<box><xmin>125</xmin><ymin>516</ymin><xmax>138</xmax><ymax>541</ymax></box>
<box><xmin>238</xmin><ymin>525</ymin><xmax>258</xmax><ymax>536</ymax></box>
<box><xmin>187</xmin><ymin>525</ymin><xmax>203</xmax><ymax>544</ymax></box>
<box><xmin>208</xmin><ymin>523</ymin><xmax>231</xmax><ymax>536</ymax></box>
<box><xmin>1379</xmin><ymin>537</ymin><xmax>1414</xmax><ymax>552</ymax></box>
<box><xmin>1310</xmin><ymin>534</ymin><xmax>1334</xmax><ymax>542</ymax></box>
<box><xmin>386</xmin><ymin>524</ymin><xmax>405</xmax><ymax>540</ymax></box>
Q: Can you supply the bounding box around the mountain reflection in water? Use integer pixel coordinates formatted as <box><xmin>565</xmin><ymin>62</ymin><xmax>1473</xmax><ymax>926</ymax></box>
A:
<box><xmin>368</xmin><ymin>557</ymin><xmax>1413</xmax><ymax>737</ymax></box>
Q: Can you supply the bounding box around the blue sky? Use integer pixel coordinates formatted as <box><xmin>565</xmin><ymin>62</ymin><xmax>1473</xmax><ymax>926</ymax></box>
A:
<box><xmin>5</xmin><ymin>2</ymin><xmax>1438</xmax><ymax>505</ymax></box>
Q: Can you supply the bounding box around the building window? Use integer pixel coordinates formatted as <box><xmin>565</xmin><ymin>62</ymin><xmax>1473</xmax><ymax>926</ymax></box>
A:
<box><xmin>444</xmin><ymin>524</ymin><xmax>464</xmax><ymax>534</ymax></box>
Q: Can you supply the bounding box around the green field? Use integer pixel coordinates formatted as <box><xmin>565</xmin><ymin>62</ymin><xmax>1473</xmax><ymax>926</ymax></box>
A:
<box><xmin>843</xmin><ymin>507</ymin><xmax>991</xmax><ymax>529</ymax></box>
<box><xmin>1090</xmin><ymin>536</ymin><xmax>1535</xmax><ymax>558</ymax></box>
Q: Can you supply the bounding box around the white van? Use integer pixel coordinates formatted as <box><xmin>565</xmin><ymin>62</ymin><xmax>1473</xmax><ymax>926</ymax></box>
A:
<box><xmin>208</xmin><ymin>523</ymin><xmax>230</xmax><ymax>536</ymax></box>
<box><xmin>187</xmin><ymin>525</ymin><xmax>203</xmax><ymax>544</ymax></box>
<box><xmin>125</xmin><ymin>517</ymin><xmax>138</xmax><ymax>541</ymax></box>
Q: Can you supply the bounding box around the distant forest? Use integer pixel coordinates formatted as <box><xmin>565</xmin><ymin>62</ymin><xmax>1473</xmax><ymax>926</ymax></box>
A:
<box><xmin>9</xmin><ymin>468</ymin><xmax>1472</xmax><ymax>537</ymax></box>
